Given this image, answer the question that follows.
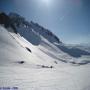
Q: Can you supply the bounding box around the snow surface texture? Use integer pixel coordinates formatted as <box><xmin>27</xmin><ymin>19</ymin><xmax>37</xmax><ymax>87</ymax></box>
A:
<box><xmin>0</xmin><ymin>13</ymin><xmax>90</xmax><ymax>90</ymax></box>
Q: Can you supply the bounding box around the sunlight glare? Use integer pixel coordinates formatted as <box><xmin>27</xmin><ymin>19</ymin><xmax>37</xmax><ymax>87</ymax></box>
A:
<box><xmin>41</xmin><ymin>0</ymin><xmax>52</xmax><ymax>6</ymax></box>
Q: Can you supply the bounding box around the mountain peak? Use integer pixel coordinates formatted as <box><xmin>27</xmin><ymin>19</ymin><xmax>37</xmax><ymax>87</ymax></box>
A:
<box><xmin>8</xmin><ymin>12</ymin><xmax>62</xmax><ymax>44</ymax></box>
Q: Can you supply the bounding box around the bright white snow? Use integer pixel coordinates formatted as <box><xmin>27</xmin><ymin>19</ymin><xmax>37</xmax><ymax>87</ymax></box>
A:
<box><xmin>0</xmin><ymin>25</ymin><xmax>90</xmax><ymax>90</ymax></box>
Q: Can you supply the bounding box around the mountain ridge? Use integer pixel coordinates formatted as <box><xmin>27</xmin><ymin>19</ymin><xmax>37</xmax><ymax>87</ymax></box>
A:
<box><xmin>0</xmin><ymin>12</ymin><xmax>90</xmax><ymax>61</ymax></box>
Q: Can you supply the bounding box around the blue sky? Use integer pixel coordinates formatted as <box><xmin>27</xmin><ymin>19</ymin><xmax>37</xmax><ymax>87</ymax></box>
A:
<box><xmin>0</xmin><ymin>0</ymin><xmax>90</xmax><ymax>44</ymax></box>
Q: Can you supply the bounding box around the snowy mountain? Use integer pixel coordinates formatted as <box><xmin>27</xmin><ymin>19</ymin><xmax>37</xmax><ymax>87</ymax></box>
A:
<box><xmin>0</xmin><ymin>12</ymin><xmax>90</xmax><ymax>90</ymax></box>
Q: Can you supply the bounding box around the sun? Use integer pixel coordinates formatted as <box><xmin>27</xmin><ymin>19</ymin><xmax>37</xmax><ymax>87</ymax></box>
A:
<box><xmin>41</xmin><ymin>0</ymin><xmax>52</xmax><ymax>6</ymax></box>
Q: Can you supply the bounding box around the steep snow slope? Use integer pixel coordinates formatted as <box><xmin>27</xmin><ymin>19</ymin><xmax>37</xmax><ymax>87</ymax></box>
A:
<box><xmin>0</xmin><ymin>25</ymin><xmax>56</xmax><ymax>66</ymax></box>
<box><xmin>0</xmin><ymin>25</ymin><xmax>90</xmax><ymax>90</ymax></box>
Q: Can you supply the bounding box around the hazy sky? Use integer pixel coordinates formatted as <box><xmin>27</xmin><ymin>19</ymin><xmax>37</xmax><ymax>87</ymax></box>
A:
<box><xmin>0</xmin><ymin>0</ymin><xmax>90</xmax><ymax>44</ymax></box>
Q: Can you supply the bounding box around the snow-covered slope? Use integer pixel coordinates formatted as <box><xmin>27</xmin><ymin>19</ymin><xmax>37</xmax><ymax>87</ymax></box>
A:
<box><xmin>8</xmin><ymin>12</ymin><xmax>90</xmax><ymax>64</ymax></box>
<box><xmin>0</xmin><ymin>12</ymin><xmax>90</xmax><ymax>90</ymax></box>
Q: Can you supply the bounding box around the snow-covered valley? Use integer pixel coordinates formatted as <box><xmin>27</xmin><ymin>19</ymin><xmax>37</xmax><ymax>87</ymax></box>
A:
<box><xmin>0</xmin><ymin>12</ymin><xmax>90</xmax><ymax>90</ymax></box>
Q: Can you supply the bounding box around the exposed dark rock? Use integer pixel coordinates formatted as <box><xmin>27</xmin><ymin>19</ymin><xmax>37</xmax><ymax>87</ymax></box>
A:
<box><xmin>25</xmin><ymin>47</ymin><xmax>32</xmax><ymax>53</ymax></box>
<box><xmin>0</xmin><ymin>12</ymin><xmax>17</xmax><ymax>34</ymax></box>
<box><xmin>17</xmin><ymin>61</ymin><xmax>25</xmax><ymax>64</ymax></box>
<box><xmin>0</xmin><ymin>12</ymin><xmax>10</xmax><ymax>28</ymax></box>
<box><xmin>41</xmin><ymin>65</ymin><xmax>54</xmax><ymax>68</ymax></box>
